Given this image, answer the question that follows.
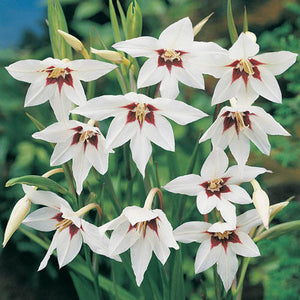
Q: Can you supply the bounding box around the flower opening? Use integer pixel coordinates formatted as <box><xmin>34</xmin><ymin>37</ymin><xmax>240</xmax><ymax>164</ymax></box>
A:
<box><xmin>200</xmin><ymin>177</ymin><xmax>230</xmax><ymax>198</ymax></box>
<box><xmin>71</xmin><ymin>126</ymin><xmax>99</xmax><ymax>150</ymax></box>
<box><xmin>128</xmin><ymin>217</ymin><xmax>160</xmax><ymax>238</ymax></box>
<box><xmin>156</xmin><ymin>48</ymin><xmax>187</xmax><ymax>72</ymax></box>
<box><xmin>210</xmin><ymin>230</ymin><xmax>241</xmax><ymax>252</ymax></box>
<box><xmin>44</xmin><ymin>66</ymin><xmax>74</xmax><ymax>92</ymax></box>
<box><xmin>222</xmin><ymin>111</ymin><xmax>253</xmax><ymax>134</ymax></box>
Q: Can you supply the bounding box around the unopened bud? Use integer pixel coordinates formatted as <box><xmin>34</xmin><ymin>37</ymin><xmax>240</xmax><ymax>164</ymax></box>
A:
<box><xmin>245</xmin><ymin>31</ymin><xmax>257</xmax><ymax>43</ymax></box>
<box><xmin>193</xmin><ymin>12</ymin><xmax>214</xmax><ymax>37</ymax></box>
<box><xmin>270</xmin><ymin>201</ymin><xmax>289</xmax><ymax>220</ymax></box>
<box><xmin>58</xmin><ymin>30</ymin><xmax>89</xmax><ymax>59</ymax></box>
<box><xmin>3</xmin><ymin>196</ymin><xmax>31</xmax><ymax>247</ymax></box>
<box><xmin>251</xmin><ymin>179</ymin><xmax>270</xmax><ymax>229</ymax></box>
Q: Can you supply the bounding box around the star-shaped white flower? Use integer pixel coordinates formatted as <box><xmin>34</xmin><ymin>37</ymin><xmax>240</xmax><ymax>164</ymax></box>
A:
<box><xmin>202</xmin><ymin>32</ymin><xmax>297</xmax><ymax>105</ymax></box>
<box><xmin>199</xmin><ymin>104</ymin><xmax>290</xmax><ymax>165</ymax></box>
<box><xmin>6</xmin><ymin>57</ymin><xmax>117</xmax><ymax>121</ymax></box>
<box><xmin>33</xmin><ymin>120</ymin><xmax>112</xmax><ymax>194</ymax></box>
<box><xmin>22</xmin><ymin>185</ymin><xmax>118</xmax><ymax>271</ymax></box>
<box><xmin>72</xmin><ymin>92</ymin><xmax>207</xmax><ymax>176</ymax></box>
<box><xmin>113</xmin><ymin>17</ymin><xmax>225</xmax><ymax>99</ymax></box>
<box><xmin>174</xmin><ymin>209</ymin><xmax>262</xmax><ymax>292</ymax></box>
<box><xmin>101</xmin><ymin>205</ymin><xmax>179</xmax><ymax>286</ymax></box>
<box><xmin>164</xmin><ymin>148</ymin><xmax>269</xmax><ymax>226</ymax></box>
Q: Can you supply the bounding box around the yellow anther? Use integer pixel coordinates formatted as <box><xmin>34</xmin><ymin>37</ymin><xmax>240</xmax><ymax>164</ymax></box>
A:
<box><xmin>79</xmin><ymin>130</ymin><xmax>94</xmax><ymax>143</ymax></box>
<box><xmin>208</xmin><ymin>178</ymin><xmax>224</xmax><ymax>192</ymax></box>
<box><xmin>214</xmin><ymin>231</ymin><xmax>232</xmax><ymax>240</ymax></box>
<box><xmin>55</xmin><ymin>219</ymin><xmax>73</xmax><ymax>232</ymax></box>
<box><xmin>162</xmin><ymin>49</ymin><xmax>181</xmax><ymax>62</ymax></box>
<box><xmin>239</xmin><ymin>58</ymin><xmax>254</xmax><ymax>75</ymax></box>
<box><xmin>135</xmin><ymin>103</ymin><xmax>146</xmax><ymax>124</ymax></box>
<box><xmin>136</xmin><ymin>221</ymin><xmax>147</xmax><ymax>237</ymax></box>
<box><xmin>234</xmin><ymin>111</ymin><xmax>247</xmax><ymax>132</ymax></box>
<box><xmin>48</xmin><ymin>67</ymin><xmax>66</xmax><ymax>78</ymax></box>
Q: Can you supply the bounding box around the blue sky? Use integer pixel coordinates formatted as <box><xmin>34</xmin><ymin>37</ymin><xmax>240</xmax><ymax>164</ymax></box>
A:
<box><xmin>0</xmin><ymin>0</ymin><xmax>46</xmax><ymax>48</ymax></box>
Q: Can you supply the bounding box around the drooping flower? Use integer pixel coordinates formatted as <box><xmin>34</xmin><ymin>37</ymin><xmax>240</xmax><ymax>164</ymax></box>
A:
<box><xmin>199</xmin><ymin>103</ymin><xmax>290</xmax><ymax>165</ymax></box>
<box><xmin>202</xmin><ymin>32</ymin><xmax>297</xmax><ymax>105</ymax></box>
<box><xmin>6</xmin><ymin>57</ymin><xmax>117</xmax><ymax>121</ymax></box>
<box><xmin>174</xmin><ymin>209</ymin><xmax>262</xmax><ymax>292</ymax></box>
<box><xmin>72</xmin><ymin>92</ymin><xmax>207</xmax><ymax>176</ymax></box>
<box><xmin>113</xmin><ymin>17</ymin><xmax>226</xmax><ymax>99</ymax></box>
<box><xmin>101</xmin><ymin>204</ymin><xmax>179</xmax><ymax>286</ymax></box>
<box><xmin>164</xmin><ymin>148</ymin><xmax>269</xmax><ymax>226</ymax></box>
<box><xmin>22</xmin><ymin>185</ymin><xmax>118</xmax><ymax>270</ymax></box>
<box><xmin>32</xmin><ymin>120</ymin><xmax>112</xmax><ymax>194</ymax></box>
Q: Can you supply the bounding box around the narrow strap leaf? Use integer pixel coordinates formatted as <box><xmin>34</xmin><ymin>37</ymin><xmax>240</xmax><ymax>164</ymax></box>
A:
<box><xmin>243</xmin><ymin>6</ymin><xmax>248</xmax><ymax>32</ymax></box>
<box><xmin>109</xmin><ymin>0</ymin><xmax>122</xmax><ymax>43</ymax></box>
<box><xmin>117</xmin><ymin>0</ymin><xmax>127</xmax><ymax>38</ymax></box>
<box><xmin>227</xmin><ymin>0</ymin><xmax>238</xmax><ymax>44</ymax></box>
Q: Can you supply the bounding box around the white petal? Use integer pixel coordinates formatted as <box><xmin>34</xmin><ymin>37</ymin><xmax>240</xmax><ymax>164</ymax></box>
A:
<box><xmin>56</xmin><ymin>227</ymin><xmax>82</xmax><ymax>268</ymax></box>
<box><xmin>50</xmin><ymin>138</ymin><xmax>78</xmax><ymax>166</ymax></box>
<box><xmin>216</xmin><ymin>199</ymin><xmax>236</xmax><ymax>227</ymax></box>
<box><xmin>254</xmin><ymin>51</ymin><xmax>297</xmax><ymax>75</ymax></box>
<box><xmin>217</xmin><ymin>247</ymin><xmax>238</xmax><ymax>292</ymax></box>
<box><xmin>137</xmin><ymin>58</ymin><xmax>164</xmax><ymax>89</ymax></box>
<box><xmin>154</xmin><ymin>98</ymin><xmax>207</xmax><ymax>125</ymax></box>
<box><xmin>24</xmin><ymin>75</ymin><xmax>53</xmax><ymax>107</ymax></box>
<box><xmin>147</xmin><ymin>229</ymin><xmax>170</xmax><ymax>265</ymax></box>
<box><xmin>124</xmin><ymin>206</ymin><xmax>158</xmax><ymax>225</ymax></box>
<box><xmin>23</xmin><ymin>207</ymin><xmax>60</xmax><ymax>232</ymax></box>
<box><xmin>49</xmin><ymin>89</ymin><xmax>73</xmax><ymax>122</ymax></box>
<box><xmin>159</xmin><ymin>73</ymin><xmax>179</xmax><ymax>99</ymax></box>
<box><xmin>173</xmin><ymin>222</ymin><xmax>211</xmax><ymax>243</ymax></box>
<box><xmin>249</xmin><ymin>68</ymin><xmax>282</xmax><ymax>103</ymax></box>
<box><xmin>195</xmin><ymin>240</ymin><xmax>221</xmax><ymax>273</ymax></box>
<box><xmin>6</xmin><ymin>59</ymin><xmax>43</xmax><ymax>83</ymax></box>
<box><xmin>130</xmin><ymin>237</ymin><xmax>153</xmax><ymax>286</ymax></box>
<box><xmin>223</xmin><ymin>185</ymin><xmax>252</xmax><ymax>204</ymax></box>
<box><xmin>72</xmin><ymin>150</ymin><xmax>92</xmax><ymax>194</ymax></box>
<box><xmin>200</xmin><ymin>147</ymin><xmax>228</xmax><ymax>179</ymax></box>
<box><xmin>228</xmin><ymin>32</ymin><xmax>259</xmax><ymax>60</ymax></box>
<box><xmin>197</xmin><ymin>190</ymin><xmax>218</xmax><ymax>214</ymax></box>
<box><xmin>163</xmin><ymin>174</ymin><xmax>203</xmax><ymax>196</ymax></box>
<box><xmin>225</xmin><ymin>165</ymin><xmax>269</xmax><ymax>183</ymax></box>
<box><xmin>38</xmin><ymin>230</ymin><xmax>59</xmax><ymax>271</ymax></box>
<box><xmin>22</xmin><ymin>186</ymin><xmax>71</xmax><ymax>210</ymax></box>
<box><xmin>67</xmin><ymin>59</ymin><xmax>117</xmax><ymax>81</ymax></box>
<box><xmin>158</xmin><ymin>17</ymin><xmax>193</xmax><ymax>50</ymax></box>
<box><xmin>229</xmin><ymin>134</ymin><xmax>250</xmax><ymax>165</ymax></box>
<box><xmin>130</xmin><ymin>133</ymin><xmax>152</xmax><ymax>177</ymax></box>
<box><xmin>237</xmin><ymin>209</ymin><xmax>262</xmax><ymax>233</ymax></box>
<box><xmin>113</xmin><ymin>37</ymin><xmax>159</xmax><ymax>57</ymax></box>
<box><xmin>63</xmin><ymin>79</ymin><xmax>87</xmax><ymax>106</ymax></box>
<box><xmin>142</xmin><ymin>114</ymin><xmax>174</xmax><ymax>151</ymax></box>
<box><xmin>230</xmin><ymin>231</ymin><xmax>260</xmax><ymax>257</ymax></box>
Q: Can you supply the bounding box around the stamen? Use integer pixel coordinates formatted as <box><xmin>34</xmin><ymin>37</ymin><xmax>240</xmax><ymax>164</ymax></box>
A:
<box><xmin>162</xmin><ymin>49</ymin><xmax>181</xmax><ymax>62</ymax></box>
<box><xmin>234</xmin><ymin>111</ymin><xmax>247</xmax><ymax>132</ymax></box>
<box><xmin>55</xmin><ymin>219</ymin><xmax>73</xmax><ymax>232</ymax></box>
<box><xmin>213</xmin><ymin>231</ymin><xmax>232</xmax><ymax>240</ymax></box>
<box><xmin>79</xmin><ymin>130</ymin><xmax>94</xmax><ymax>143</ymax></box>
<box><xmin>239</xmin><ymin>58</ymin><xmax>254</xmax><ymax>76</ymax></box>
<box><xmin>135</xmin><ymin>103</ymin><xmax>147</xmax><ymax>124</ymax></box>
<box><xmin>208</xmin><ymin>178</ymin><xmax>224</xmax><ymax>192</ymax></box>
<box><xmin>137</xmin><ymin>221</ymin><xmax>147</xmax><ymax>237</ymax></box>
<box><xmin>48</xmin><ymin>67</ymin><xmax>67</xmax><ymax>79</ymax></box>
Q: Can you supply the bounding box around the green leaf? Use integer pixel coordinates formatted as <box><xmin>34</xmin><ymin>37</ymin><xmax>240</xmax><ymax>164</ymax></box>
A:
<box><xmin>74</xmin><ymin>1</ymin><xmax>103</xmax><ymax>20</ymax></box>
<box><xmin>255</xmin><ymin>220</ymin><xmax>300</xmax><ymax>242</ymax></box>
<box><xmin>227</xmin><ymin>0</ymin><xmax>238</xmax><ymax>44</ymax></box>
<box><xmin>109</xmin><ymin>0</ymin><xmax>122</xmax><ymax>43</ymax></box>
<box><xmin>48</xmin><ymin>0</ymin><xmax>72</xmax><ymax>59</ymax></box>
<box><xmin>117</xmin><ymin>0</ymin><xmax>127</xmax><ymax>38</ymax></box>
<box><xmin>26</xmin><ymin>112</ymin><xmax>45</xmax><ymax>131</ymax></box>
<box><xmin>70</xmin><ymin>272</ymin><xmax>97</xmax><ymax>300</ymax></box>
<box><xmin>126</xmin><ymin>0</ymin><xmax>143</xmax><ymax>39</ymax></box>
<box><xmin>243</xmin><ymin>6</ymin><xmax>248</xmax><ymax>32</ymax></box>
<box><xmin>170</xmin><ymin>249</ymin><xmax>185</xmax><ymax>300</ymax></box>
<box><xmin>5</xmin><ymin>175</ymin><xmax>75</xmax><ymax>204</ymax></box>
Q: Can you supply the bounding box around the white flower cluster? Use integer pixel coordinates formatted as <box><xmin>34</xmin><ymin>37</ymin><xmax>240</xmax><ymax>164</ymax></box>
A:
<box><xmin>5</xmin><ymin>17</ymin><xmax>297</xmax><ymax>290</ymax></box>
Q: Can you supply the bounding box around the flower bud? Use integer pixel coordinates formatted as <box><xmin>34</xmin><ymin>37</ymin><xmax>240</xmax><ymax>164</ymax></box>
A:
<box><xmin>126</xmin><ymin>0</ymin><xmax>142</xmax><ymax>39</ymax></box>
<box><xmin>193</xmin><ymin>12</ymin><xmax>214</xmax><ymax>37</ymax></box>
<box><xmin>245</xmin><ymin>31</ymin><xmax>257</xmax><ymax>43</ymax></box>
<box><xmin>91</xmin><ymin>48</ymin><xmax>124</xmax><ymax>63</ymax></box>
<box><xmin>3</xmin><ymin>196</ymin><xmax>31</xmax><ymax>247</ymax></box>
<box><xmin>251</xmin><ymin>179</ymin><xmax>270</xmax><ymax>229</ymax></box>
<box><xmin>270</xmin><ymin>201</ymin><xmax>289</xmax><ymax>219</ymax></box>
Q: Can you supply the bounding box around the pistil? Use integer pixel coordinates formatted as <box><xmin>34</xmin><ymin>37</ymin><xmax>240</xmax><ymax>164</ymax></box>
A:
<box><xmin>208</xmin><ymin>178</ymin><xmax>224</xmax><ymax>192</ymax></box>
<box><xmin>213</xmin><ymin>231</ymin><xmax>232</xmax><ymax>240</ymax></box>
<box><xmin>135</xmin><ymin>103</ymin><xmax>147</xmax><ymax>124</ymax></box>
<box><xmin>239</xmin><ymin>58</ymin><xmax>254</xmax><ymax>75</ymax></box>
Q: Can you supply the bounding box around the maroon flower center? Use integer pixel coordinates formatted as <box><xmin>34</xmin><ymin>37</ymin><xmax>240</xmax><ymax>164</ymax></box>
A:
<box><xmin>222</xmin><ymin>110</ymin><xmax>255</xmax><ymax>135</ymax></box>
<box><xmin>128</xmin><ymin>217</ymin><xmax>160</xmax><ymax>238</ymax></box>
<box><xmin>210</xmin><ymin>230</ymin><xmax>241</xmax><ymax>252</ymax></box>
<box><xmin>44</xmin><ymin>66</ymin><xmax>74</xmax><ymax>93</ymax></box>
<box><xmin>227</xmin><ymin>58</ymin><xmax>263</xmax><ymax>86</ymax></box>
<box><xmin>156</xmin><ymin>48</ymin><xmax>187</xmax><ymax>73</ymax></box>
<box><xmin>122</xmin><ymin>102</ymin><xmax>158</xmax><ymax>128</ymax></box>
<box><xmin>200</xmin><ymin>177</ymin><xmax>230</xmax><ymax>199</ymax></box>
<box><xmin>52</xmin><ymin>212</ymin><xmax>80</xmax><ymax>239</ymax></box>
<box><xmin>71</xmin><ymin>126</ymin><xmax>99</xmax><ymax>151</ymax></box>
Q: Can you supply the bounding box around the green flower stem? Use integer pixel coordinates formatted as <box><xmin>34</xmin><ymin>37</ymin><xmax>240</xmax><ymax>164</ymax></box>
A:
<box><xmin>143</xmin><ymin>166</ymin><xmax>152</xmax><ymax>195</ymax></box>
<box><xmin>116</xmin><ymin>67</ymin><xmax>130</xmax><ymax>94</ymax></box>
<box><xmin>123</xmin><ymin>143</ymin><xmax>132</xmax><ymax>180</ymax></box>
<box><xmin>213</xmin><ymin>264</ymin><xmax>222</xmax><ymax>300</ymax></box>
<box><xmin>62</xmin><ymin>162</ymin><xmax>77</xmax><ymax>205</ymax></box>
<box><xmin>103</xmin><ymin>172</ymin><xmax>122</xmax><ymax>215</ymax></box>
<box><xmin>231</xmin><ymin>257</ymin><xmax>251</xmax><ymax>298</ymax></box>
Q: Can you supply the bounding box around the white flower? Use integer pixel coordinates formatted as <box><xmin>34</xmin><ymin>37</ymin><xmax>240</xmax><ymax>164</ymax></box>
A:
<box><xmin>22</xmin><ymin>185</ymin><xmax>118</xmax><ymax>270</ymax></box>
<box><xmin>199</xmin><ymin>104</ymin><xmax>290</xmax><ymax>165</ymax></box>
<box><xmin>113</xmin><ymin>17</ymin><xmax>225</xmax><ymax>99</ymax></box>
<box><xmin>164</xmin><ymin>148</ymin><xmax>269</xmax><ymax>226</ymax></box>
<box><xmin>174</xmin><ymin>209</ymin><xmax>262</xmax><ymax>292</ymax></box>
<box><xmin>33</xmin><ymin>120</ymin><xmax>112</xmax><ymax>194</ymax></box>
<box><xmin>72</xmin><ymin>92</ymin><xmax>207</xmax><ymax>176</ymax></box>
<box><xmin>101</xmin><ymin>205</ymin><xmax>178</xmax><ymax>286</ymax></box>
<box><xmin>202</xmin><ymin>32</ymin><xmax>297</xmax><ymax>105</ymax></box>
<box><xmin>5</xmin><ymin>57</ymin><xmax>117</xmax><ymax>121</ymax></box>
